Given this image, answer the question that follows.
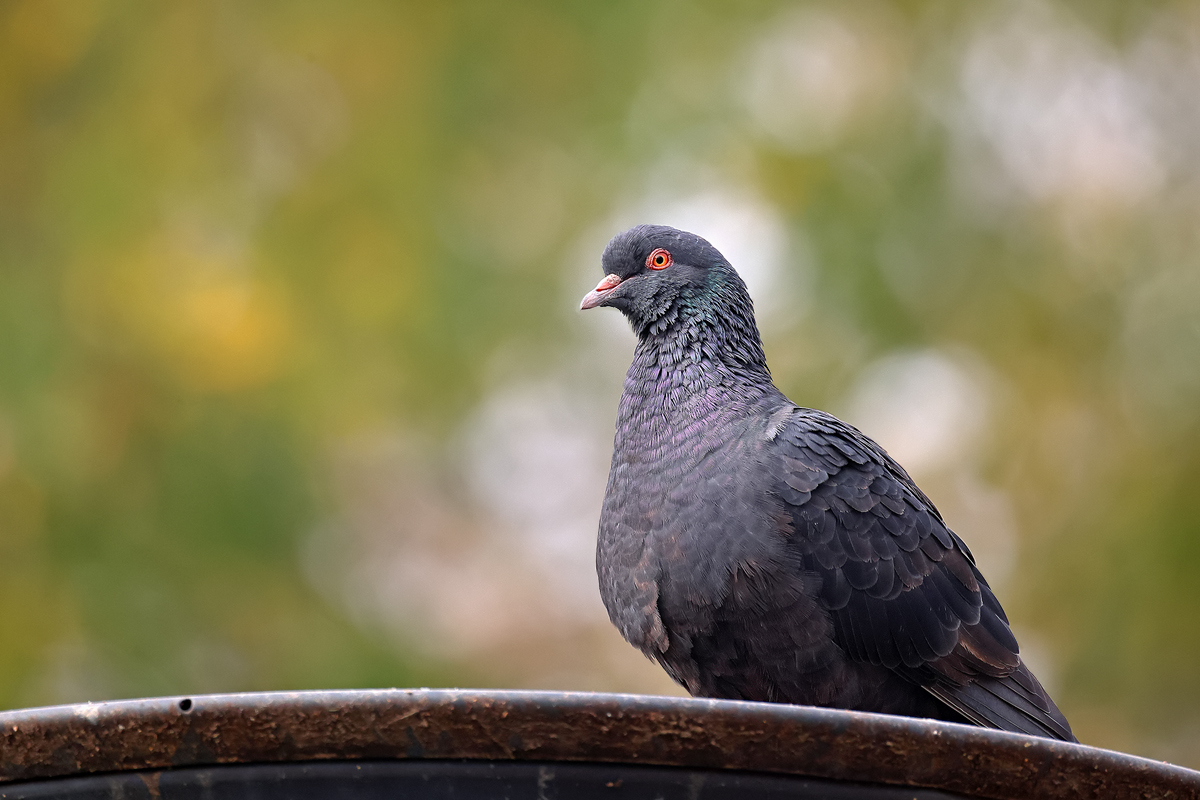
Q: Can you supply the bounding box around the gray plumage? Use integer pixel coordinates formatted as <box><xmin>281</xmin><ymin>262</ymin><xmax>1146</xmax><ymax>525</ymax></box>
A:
<box><xmin>581</xmin><ymin>224</ymin><xmax>1075</xmax><ymax>741</ymax></box>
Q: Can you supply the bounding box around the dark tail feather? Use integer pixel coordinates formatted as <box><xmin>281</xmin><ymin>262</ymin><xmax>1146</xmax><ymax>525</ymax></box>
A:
<box><xmin>926</xmin><ymin>662</ymin><xmax>1076</xmax><ymax>742</ymax></box>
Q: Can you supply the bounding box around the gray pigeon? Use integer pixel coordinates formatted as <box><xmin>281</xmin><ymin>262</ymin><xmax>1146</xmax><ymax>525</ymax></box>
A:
<box><xmin>581</xmin><ymin>224</ymin><xmax>1075</xmax><ymax>741</ymax></box>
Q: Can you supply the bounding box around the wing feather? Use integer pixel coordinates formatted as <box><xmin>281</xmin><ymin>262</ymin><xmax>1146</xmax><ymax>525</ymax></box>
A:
<box><xmin>774</xmin><ymin>407</ymin><xmax>1076</xmax><ymax>742</ymax></box>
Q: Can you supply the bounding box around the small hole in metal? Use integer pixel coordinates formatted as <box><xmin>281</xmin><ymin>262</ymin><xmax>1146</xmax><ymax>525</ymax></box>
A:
<box><xmin>179</xmin><ymin>698</ymin><xmax>193</xmax><ymax>712</ymax></box>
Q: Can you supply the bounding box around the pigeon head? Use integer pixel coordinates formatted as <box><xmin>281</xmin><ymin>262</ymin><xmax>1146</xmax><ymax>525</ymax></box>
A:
<box><xmin>580</xmin><ymin>225</ymin><xmax>756</xmax><ymax>341</ymax></box>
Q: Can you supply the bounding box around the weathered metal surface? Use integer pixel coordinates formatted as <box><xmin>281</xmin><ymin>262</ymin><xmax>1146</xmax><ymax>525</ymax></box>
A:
<box><xmin>0</xmin><ymin>690</ymin><xmax>1195</xmax><ymax>800</ymax></box>
<box><xmin>0</xmin><ymin>760</ymin><xmax>970</xmax><ymax>799</ymax></box>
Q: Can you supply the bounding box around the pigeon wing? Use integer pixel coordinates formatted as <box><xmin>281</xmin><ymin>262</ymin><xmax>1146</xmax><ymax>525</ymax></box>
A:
<box><xmin>772</xmin><ymin>408</ymin><xmax>1076</xmax><ymax>741</ymax></box>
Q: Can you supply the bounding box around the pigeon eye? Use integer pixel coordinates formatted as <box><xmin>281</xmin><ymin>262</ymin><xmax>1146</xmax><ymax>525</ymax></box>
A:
<box><xmin>646</xmin><ymin>248</ymin><xmax>673</xmax><ymax>270</ymax></box>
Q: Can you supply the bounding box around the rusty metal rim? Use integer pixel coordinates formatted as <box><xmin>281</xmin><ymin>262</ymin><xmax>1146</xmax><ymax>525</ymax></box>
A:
<box><xmin>0</xmin><ymin>690</ymin><xmax>1196</xmax><ymax>800</ymax></box>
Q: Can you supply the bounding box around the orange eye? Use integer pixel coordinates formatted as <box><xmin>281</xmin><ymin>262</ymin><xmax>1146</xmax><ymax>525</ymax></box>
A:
<box><xmin>646</xmin><ymin>248</ymin><xmax>672</xmax><ymax>270</ymax></box>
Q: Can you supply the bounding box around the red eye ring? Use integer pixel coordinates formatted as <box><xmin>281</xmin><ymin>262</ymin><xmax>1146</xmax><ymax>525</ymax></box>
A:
<box><xmin>646</xmin><ymin>248</ymin><xmax>672</xmax><ymax>270</ymax></box>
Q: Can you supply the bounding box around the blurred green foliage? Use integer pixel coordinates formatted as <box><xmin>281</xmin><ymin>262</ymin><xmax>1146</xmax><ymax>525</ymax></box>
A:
<box><xmin>2</xmin><ymin>0</ymin><xmax>1200</xmax><ymax>767</ymax></box>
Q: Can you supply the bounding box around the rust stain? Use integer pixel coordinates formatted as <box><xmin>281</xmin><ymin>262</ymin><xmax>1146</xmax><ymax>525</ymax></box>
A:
<box><xmin>137</xmin><ymin>771</ymin><xmax>162</xmax><ymax>799</ymax></box>
<box><xmin>0</xmin><ymin>690</ymin><xmax>1193</xmax><ymax>800</ymax></box>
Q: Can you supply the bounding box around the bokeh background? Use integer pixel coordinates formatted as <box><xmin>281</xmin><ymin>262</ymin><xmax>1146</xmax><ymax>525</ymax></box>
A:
<box><xmin>2</xmin><ymin>0</ymin><xmax>1200</xmax><ymax>765</ymax></box>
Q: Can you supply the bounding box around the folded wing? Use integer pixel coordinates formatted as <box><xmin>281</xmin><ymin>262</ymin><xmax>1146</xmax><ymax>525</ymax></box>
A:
<box><xmin>772</xmin><ymin>408</ymin><xmax>1075</xmax><ymax>742</ymax></box>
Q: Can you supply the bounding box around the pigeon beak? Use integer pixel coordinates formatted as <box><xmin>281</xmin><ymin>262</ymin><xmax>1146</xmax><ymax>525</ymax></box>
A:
<box><xmin>580</xmin><ymin>273</ymin><xmax>623</xmax><ymax>310</ymax></box>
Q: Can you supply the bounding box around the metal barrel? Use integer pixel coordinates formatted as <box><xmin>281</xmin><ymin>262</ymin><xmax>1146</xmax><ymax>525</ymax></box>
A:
<box><xmin>0</xmin><ymin>690</ymin><xmax>1197</xmax><ymax>799</ymax></box>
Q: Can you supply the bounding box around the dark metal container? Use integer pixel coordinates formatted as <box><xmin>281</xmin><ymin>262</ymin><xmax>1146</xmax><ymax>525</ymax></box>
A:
<box><xmin>0</xmin><ymin>690</ymin><xmax>1197</xmax><ymax>799</ymax></box>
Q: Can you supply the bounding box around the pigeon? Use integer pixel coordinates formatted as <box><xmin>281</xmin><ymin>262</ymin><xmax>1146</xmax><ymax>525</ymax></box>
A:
<box><xmin>581</xmin><ymin>224</ymin><xmax>1075</xmax><ymax>741</ymax></box>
